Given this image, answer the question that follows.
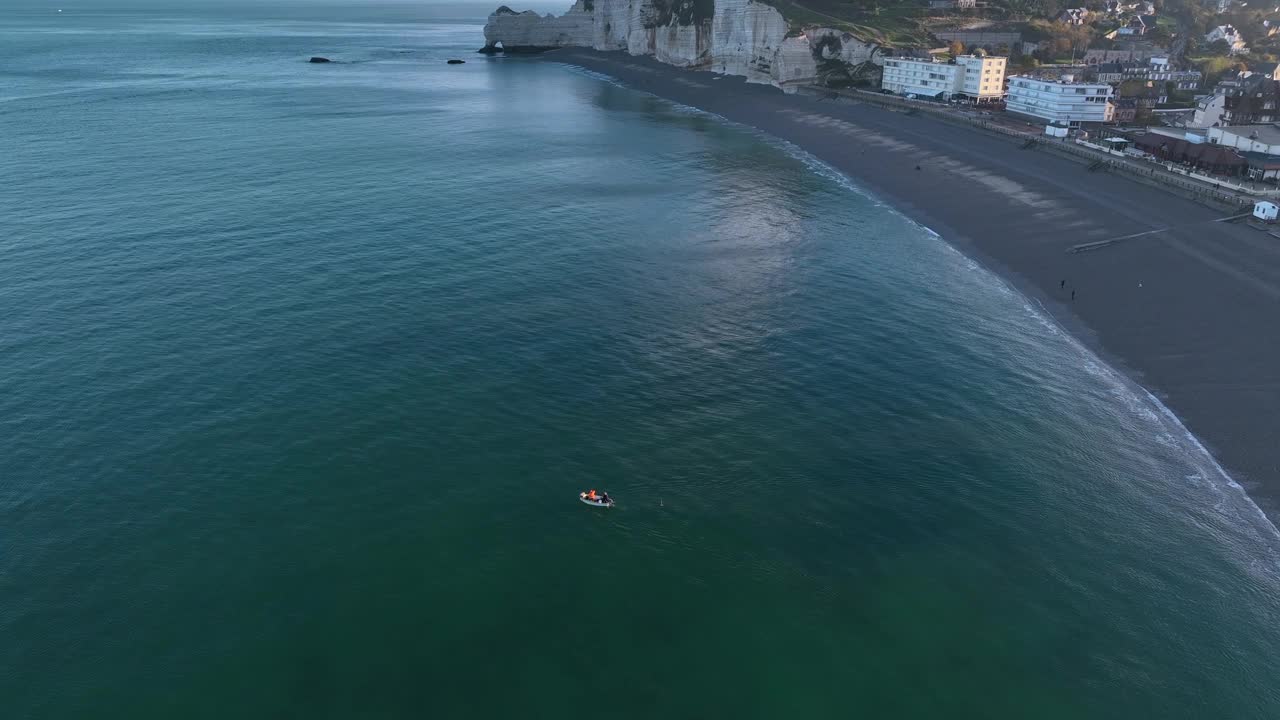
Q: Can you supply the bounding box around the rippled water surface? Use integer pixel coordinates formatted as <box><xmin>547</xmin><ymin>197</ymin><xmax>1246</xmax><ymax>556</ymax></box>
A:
<box><xmin>3</xmin><ymin>4</ymin><xmax>1280</xmax><ymax>718</ymax></box>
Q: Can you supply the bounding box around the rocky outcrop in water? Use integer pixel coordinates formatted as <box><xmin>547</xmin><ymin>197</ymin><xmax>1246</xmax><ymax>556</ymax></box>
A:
<box><xmin>480</xmin><ymin>0</ymin><xmax>884</xmax><ymax>90</ymax></box>
<box><xmin>308</xmin><ymin>56</ymin><xmax>333</xmax><ymax>63</ymax></box>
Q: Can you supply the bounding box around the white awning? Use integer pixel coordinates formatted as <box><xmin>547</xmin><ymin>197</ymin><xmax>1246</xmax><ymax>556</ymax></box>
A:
<box><xmin>903</xmin><ymin>86</ymin><xmax>945</xmax><ymax>97</ymax></box>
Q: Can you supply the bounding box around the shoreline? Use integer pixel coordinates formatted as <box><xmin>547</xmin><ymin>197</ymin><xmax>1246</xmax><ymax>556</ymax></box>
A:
<box><xmin>541</xmin><ymin>48</ymin><xmax>1280</xmax><ymax>528</ymax></box>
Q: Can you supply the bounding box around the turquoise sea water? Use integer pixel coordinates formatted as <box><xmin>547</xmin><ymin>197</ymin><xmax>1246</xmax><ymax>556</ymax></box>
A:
<box><xmin>4</xmin><ymin>3</ymin><xmax>1280</xmax><ymax>717</ymax></box>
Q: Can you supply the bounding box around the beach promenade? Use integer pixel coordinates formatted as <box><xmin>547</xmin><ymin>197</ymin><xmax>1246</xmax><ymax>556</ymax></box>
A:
<box><xmin>807</xmin><ymin>86</ymin><xmax>1273</xmax><ymax>208</ymax></box>
<box><xmin>551</xmin><ymin>49</ymin><xmax>1280</xmax><ymax>522</ymax></box>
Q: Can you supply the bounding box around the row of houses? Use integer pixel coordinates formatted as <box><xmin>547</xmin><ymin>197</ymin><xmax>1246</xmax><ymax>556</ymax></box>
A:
<box><xmin>1120</xmin><ymin>124</ymin><xmax>1280</xmax><ymax>181</ymax></box>
<box><xmin>1092</xmin><ymin>56</ymin><xmax>1201</xmax><ymax>90</ymax></box>
<box><xmin>1208</xmin><ymin>124</ymin><xmax>1280</xmax><ymax>180</ymax></box>
<box><xmin>1059</xmin><ymin>1</ymin><xmax>1156</xmax><ymax>24</ymax></box>
<box><xmin>1103</xmin><ymin>15</ymin><xmax>1158</xmax><ymax>38</ymax></box>
<box><xmin>1058</xmin><ymin>10</ymin><xmax>1251</xmax><ymax>53</ymax></box>
<box><xmin>878</xmin><ymin>53</ymin><xmax>1209</xmax><ymax>127</ymax></box>
<box><xmin>879</xmin><ymin>55</ymin><xmax>1118</xmax><ymax>126</ymax></box>
<box><xmin>1014</xmin><ymin>60</ymin><xmax>1280</xmax><ymax>129</ymax></box>
<box><xmin>1190</xmin><ymin>71</ymin><xmax>1280</xmax><ymax>128</ymax></box>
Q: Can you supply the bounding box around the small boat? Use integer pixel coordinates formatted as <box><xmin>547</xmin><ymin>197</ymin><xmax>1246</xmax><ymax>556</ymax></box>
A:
<box><xmin>580</xmin><ymin>491</ymin><xmax>614</xmax><ymax>508</ymax></box>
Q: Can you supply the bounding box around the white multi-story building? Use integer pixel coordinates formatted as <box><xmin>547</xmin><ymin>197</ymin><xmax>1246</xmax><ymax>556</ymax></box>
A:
<box><xmin>1006</xmin><ymin>75</ymin><xmax>1115</xmax><ymax>126</ymax></box>
<box><xmin>880</xmin><ymin>55</ymin><xmax>1007</xmax><ymax>103</ymax></box>
<box><xmin>1205</xmin><ymin>25</ymin><xmax>1247</xmax><ymax>54</ymax></box>
<box><xmin>880</xmin><ymin>58</ymin><xmax>963</xmax><ymax>99</ymax></box>
<box><xmin>1207</xmin><ymin>124</ymin><xmax>1280</xmax><ymax>155</ymax></box>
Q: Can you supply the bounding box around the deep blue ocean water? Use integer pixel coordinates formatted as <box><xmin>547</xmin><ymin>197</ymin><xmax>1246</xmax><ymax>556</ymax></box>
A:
<box><xmin>3</xmin><ymin>3</ymin><xmax>1280</xmax><ymax>717</ymax></box>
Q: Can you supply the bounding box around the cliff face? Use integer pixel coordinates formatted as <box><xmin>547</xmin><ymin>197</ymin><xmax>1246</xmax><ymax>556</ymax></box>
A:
<box><xmin>481</xmin><ymin>0</ymin><xmax>884</xmax><ymax>90</ymax></box>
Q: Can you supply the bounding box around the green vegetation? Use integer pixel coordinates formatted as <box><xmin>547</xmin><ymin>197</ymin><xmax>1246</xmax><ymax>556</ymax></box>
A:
<box><xmin>766</xmin><ymin>0</ymin><xmax>934</xmax><ymax>46</ymax></box>
<box><xmin>1159</xmin><ymin>87</ymin><xmax>1198</xmax><ymax>108</ymax></box>
<box><xmin>751</xmin><ymin>0</ymin><xmax>1274</xmax><ymax>73</ymax></box>
<box><xmin>1192</xmin><ymin>54</ymin><xmax>1247</xmax><ymax>84</ymax></box>
<box><xmin>760</xmin><ymin>0</ymin><xmax>1084</xmax><ymax>50</ymax></box>
<box><xmin>993</xmin><ymin>0</ymin><xmax>1063</xmax><ymax>19</ymax></box>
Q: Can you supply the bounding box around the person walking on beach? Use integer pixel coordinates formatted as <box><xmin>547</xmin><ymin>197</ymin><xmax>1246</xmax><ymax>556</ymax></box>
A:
<box><xmin>1071</xmin><ymin>289</ymin><xmax>1076</xmax><ymax>300</ymax></box>
<box><xmin>1060</xmin><ymin>279</ymin><xmax>1065</xmax><ymax>289</ymax></box>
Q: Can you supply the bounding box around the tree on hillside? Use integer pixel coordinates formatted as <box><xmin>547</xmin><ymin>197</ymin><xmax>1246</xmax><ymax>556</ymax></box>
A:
<box><xmin>949</xmin><ymin>40</ymin><xmax>966</xmax><ymax>56</ymax></box>
<box><xmin>1199</xmin><ymin>55</ymin><xmax>1242</xmax><ymax>83</ymax></box>
<box><xmin>1187</xmin><ymin>7</ymin><xmax>1216</xmax><ymax>38</ymax></box>
<box><xmin>997</xmin><ymin>0</ymin><xmax>1038</xmax><ymax>19</ymax></box>
<box><xmin>1220</xmin><ymin>9</ymin><xmax>1269</xmax><ymax>42</ymax></box>
<box><xmin>1041</xmin><ymin>21</ymin><xmax>1093</xmax><ymax>59</ymax></box>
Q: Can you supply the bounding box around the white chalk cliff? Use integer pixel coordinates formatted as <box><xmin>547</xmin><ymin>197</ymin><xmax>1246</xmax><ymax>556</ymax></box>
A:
<box><xmin>481</xmin><ymin>0</ymin><xmax>885</xmax><ymax>89</ymax></box>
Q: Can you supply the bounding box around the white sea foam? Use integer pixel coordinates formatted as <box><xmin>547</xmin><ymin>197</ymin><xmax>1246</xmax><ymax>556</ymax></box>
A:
<box><xmin>555</xmin><ymin>63</ymin><xmax>629</xmax><ymax>89</ymax></box>
<box><xmin>1028</xmin><ymin>286</ymin><xmax>1279</xmax><ymax>541</ymax></box>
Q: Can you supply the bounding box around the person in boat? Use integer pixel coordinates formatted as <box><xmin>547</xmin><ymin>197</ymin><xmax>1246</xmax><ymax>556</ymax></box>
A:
<box><xmin>601</xmin><ymin>492</ymin><xmax>612</xmax><ymax>504</ymax></box>
<box><xmin>587</xmin><ymin>489</ymin><xmax>600</xmax><ymax>501</ymax></box>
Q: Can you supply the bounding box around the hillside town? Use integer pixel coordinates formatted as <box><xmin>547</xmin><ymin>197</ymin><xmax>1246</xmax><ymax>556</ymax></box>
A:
<box><xmin>857</xmin><ymin>0</ymin><xmax>1280</xmax><ymax>192</ymax></box>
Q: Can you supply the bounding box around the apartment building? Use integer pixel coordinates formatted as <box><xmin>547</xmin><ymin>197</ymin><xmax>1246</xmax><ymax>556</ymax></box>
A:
<box><xmin>1006</xmin><ymin>75</ymin><xmax>1115</xmax><ymax>126</ymax></box>
<box><xmin>881</xmin><ymin>55</ymin><xmax>1007</xmax><ymax>103</ymax></box>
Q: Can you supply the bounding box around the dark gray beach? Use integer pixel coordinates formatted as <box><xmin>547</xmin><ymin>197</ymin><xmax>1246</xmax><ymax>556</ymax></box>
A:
<box><xmin>548</xmin><ymin>49</ymin><xmax>1280</xmax><ymax>521</ymax></box>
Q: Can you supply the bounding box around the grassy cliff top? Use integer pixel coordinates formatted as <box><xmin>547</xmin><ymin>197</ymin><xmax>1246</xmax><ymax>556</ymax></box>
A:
<box><xmin>763</xmin><ymin>0</ymin><xmax>1092</xmax><ymax>48</ymax></box>
<box><xmin>767</xmin><ymin>0</ymin><xmax>937</xmax><ymax>46</ymax></box>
